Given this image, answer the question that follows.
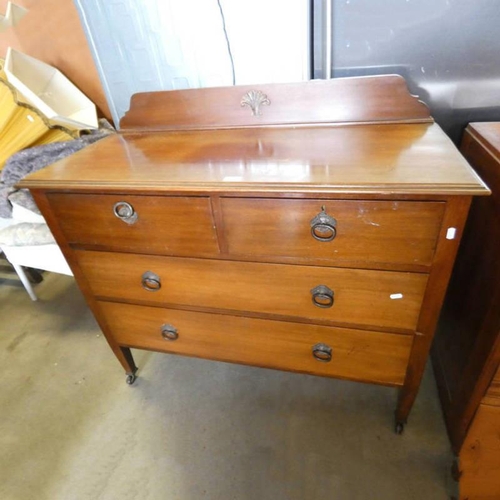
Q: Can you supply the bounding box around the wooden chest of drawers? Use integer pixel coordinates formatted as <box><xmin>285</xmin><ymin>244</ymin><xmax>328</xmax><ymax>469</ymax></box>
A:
<box><xmin>432</xmin><ymin>122</ymin><xmax>500</xmax><ymax>498</ymax></box>
<box><xmin>20</xmin><ymin>76</ymin><xmax>489</xmax><ymax>432</ymax></box>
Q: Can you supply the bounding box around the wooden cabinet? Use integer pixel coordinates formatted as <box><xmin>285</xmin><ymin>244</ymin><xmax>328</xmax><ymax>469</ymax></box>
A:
<box><xmin>19</xmin><ymin>76</ymin><xmax>489</xmax><ymax>433</ymax></box>
<box><xmin>432</xmin><ymin>122</ymin><xmax>500</xmax><ymax>499</ymax></box>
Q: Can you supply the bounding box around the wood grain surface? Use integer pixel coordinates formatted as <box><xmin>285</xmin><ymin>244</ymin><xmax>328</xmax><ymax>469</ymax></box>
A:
<box><xmin>432</xmin><ymin>123</ymin><xmax>500</xmax><ymax>451</ymax></box>
<box><xmin>396</xmin><ymin>196</ymin><xmax>472</xmax><ymax>424</ymax></box>
<box><xmin>463</xmin><ymin>125</ymin><xmax>500</xmax><ymax>214</ymax></box>
<box><xmin>47</xmin><ymin>193</ymin><xmax>219</xmax><ymax>256</ymax></box>
<box><xmin>459</xmin><ymin>404</ymin><xmax>500</xmax><ymax>499</ymax></box>
<box><xmin>76</xmin><ymin>250</ymin><xmax>428</xmax><ymax>333</ymax></box>
<box><xmin>120</xmin><ymin>75</ymin><xmax>431</xmax><ymax>131</ymax></box>
<box><xmin>467</xmin><ymin>122</ymin><xmax>500</xmax><ymax>160</ymax></box>
<box><xmin>99</xmin><ymin>301</ymin><xmax>412</xmax><ymax>386</ymax></box>
<box><xmin>483</xmin><ymin>367</ymin><xmax>500</xmax><ymax>407</ymax></box>
<box><xmin>221</xmin><ymin>198</ymin><xmax>444</xmax><ymax>268</ymax></box>
<box><xmin>18</xmin><ymin>123</ymin><xmax>489</xmax><ymax>196</ymax></box>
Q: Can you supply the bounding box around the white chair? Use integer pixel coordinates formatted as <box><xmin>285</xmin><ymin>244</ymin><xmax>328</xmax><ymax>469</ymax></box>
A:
<box><xmin>0</xmin><ymin>204</ymin><xmax>72</xmax><ymax>300</ymax></box>
<box><xmin>1</xmin><ymin>243</ymin><xmax>72</xmax><ymax>300</ymax></box>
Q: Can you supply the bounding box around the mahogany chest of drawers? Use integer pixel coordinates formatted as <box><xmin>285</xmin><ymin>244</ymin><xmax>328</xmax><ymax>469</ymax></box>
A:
<box><xmin>432</xmin><ymin>122</ymin><xmax>500</xmax><ymax>498</ymax></box>
<box><xmin>20</xmin><ymin>76</ymin><xmax>489</xmax><ymax>432</ymax></box>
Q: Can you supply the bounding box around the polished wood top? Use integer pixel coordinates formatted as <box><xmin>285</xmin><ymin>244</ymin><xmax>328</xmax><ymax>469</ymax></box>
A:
<box><xmin>467</xmin><ymin>122</ymin><xmax>500</xmax><ymax>160</ymax></box>
<box><xmin>20</xmin><ymin>122</ymin><xmax>489</xmax><ymax>195</ymax></box>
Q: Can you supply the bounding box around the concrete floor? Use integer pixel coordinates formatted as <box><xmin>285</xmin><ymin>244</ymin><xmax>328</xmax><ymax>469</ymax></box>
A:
<box><xmin>0</xmin><ymin>267</ymin><xmax>458</xmax><ymax>500</ymax></box>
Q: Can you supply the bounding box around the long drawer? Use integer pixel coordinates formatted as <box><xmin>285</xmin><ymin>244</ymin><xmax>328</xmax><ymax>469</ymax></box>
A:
<box><xmin>47</xmin><ymin>193</ymin><xmax>219</xmax><ymax>256</ymax></box>
<box><xmin>99</xmin><ymin>301</ymin><xmax>413</xmax><ymax>386</ymax></box>
<box><xmin>221</xmin><ymin>198</ymin><xmax>444</xmax><ymax>268</ymax></box>
<box><xmin>77</xmin><ymin>250</ymin><xmax>428</xmax><ymax>332</ymax></box>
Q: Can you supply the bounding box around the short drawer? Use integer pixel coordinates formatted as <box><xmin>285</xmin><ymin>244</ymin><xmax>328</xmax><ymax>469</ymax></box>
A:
<box><xmin>99</xmin><ymin>301</ymin><xmax>412</xmax><ymax>386</ymax></box>
<box><xmin>78</xmin><ymin>250</ymin><xmax>428</xmax><ymax>332</ymax></box>
<box><xmin>47</xmin><ymin>193</ymin><xmax>219</xmax><ymax>256</ymax></box>
<box><xmin>221</xmin><ymin>198</ymin><xmax>445</xmax><ymax>268</ymax></box>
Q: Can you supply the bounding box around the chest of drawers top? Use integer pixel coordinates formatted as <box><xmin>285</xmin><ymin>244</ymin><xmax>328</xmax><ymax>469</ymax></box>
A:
<box><xmin>21</xmin><ymin>122</ymin><xmax>486</xmax><ymax>197</ymax></box>
<box><xmin>20</xmin><ymin>76</ymin><xmax>487</xmax><ymax>197</ymax></box>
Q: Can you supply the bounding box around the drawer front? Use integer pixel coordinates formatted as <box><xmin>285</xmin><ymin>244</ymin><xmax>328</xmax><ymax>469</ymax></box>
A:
<box><xmin>99</xmin><ymin>301</ymin><xmax>412</xmax><ymax>386</ymax></box>
<box><xmin>78</xmin><ymin>250</ymin><xmax>428</xmax><ymax>332</ymax></box>
<box><xmin>47</xmin><ymin>193</ymin><xmax>219</xmax><ymax>256</ymax></box>
<box><xmin>221</xmin><ymin>198</ymin><xmax>445</xmax><ymax>268</ymax></box>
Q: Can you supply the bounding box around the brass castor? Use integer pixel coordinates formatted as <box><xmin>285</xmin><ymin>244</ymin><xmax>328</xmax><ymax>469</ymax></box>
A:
<box><xmin>395</xmin><ymin>421</ymin><xmax>405</xmax><ymax>435</ymax></box>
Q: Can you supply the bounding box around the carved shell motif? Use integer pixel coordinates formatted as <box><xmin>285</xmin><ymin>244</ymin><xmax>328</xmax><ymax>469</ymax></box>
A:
<box><xmin>241</xmin><ymin>90</ymin><xmax>270</xmax><ymax>116</ymax></box>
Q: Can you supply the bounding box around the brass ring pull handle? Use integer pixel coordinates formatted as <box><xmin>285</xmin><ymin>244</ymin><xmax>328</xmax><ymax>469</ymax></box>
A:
<box><xmin>141</xmin><ymin>271</ymin><xmax>161</xmax><ymax>291</ymax></box>
<box><xmin>312</xmin><ymin>343</ymin><xmax>333</xmax><ymax>362</ymax></box>
<box><xmin>311</xmin><ymin>285</ymin><xmax>334</xmax><ymax>308</ymax></box>
<box><xmin>113</xmin><ymin>201</ymin><xmax>138</xmax><ymax>225</ymax></box>
<box><xmin>161</xmin><ymin>324</ymin><xmax>178</xmax><ymax>341</ymax></box>
<box><xmin>310</xmin><ymin>206</ymin><xmax>337</xmax><ymax>242</ymax></box>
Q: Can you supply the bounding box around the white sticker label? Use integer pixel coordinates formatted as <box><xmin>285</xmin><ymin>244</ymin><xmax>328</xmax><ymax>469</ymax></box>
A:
<box><xmin>223</xmin><ymin>176</ymin><xmax>243</xmax><ymax>182</ymax></box>
<box><xmin>446</xmin><ymin>227</ymin><xmax>457</xmax><ymax>240</ymax></box>
<box><xmin>390</xmin><ymin>293</ymin><xmax>403</xmax><ymax>300</ymax></box>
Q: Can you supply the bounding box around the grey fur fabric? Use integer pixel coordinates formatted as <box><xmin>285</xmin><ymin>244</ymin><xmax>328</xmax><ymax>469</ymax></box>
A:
<box><xmin>0</xmin><ymin>185</ymin><xmax>13</xmax><ymax>218</ymax></box>
<box><xmin>0</xmin><ymin>120</ymin><xmax>114</xmax><ymax>218</ymax></box>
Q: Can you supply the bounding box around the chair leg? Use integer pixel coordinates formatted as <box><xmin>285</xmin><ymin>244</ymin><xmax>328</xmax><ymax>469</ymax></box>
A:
<box><xmin>11</xmin><ymin>263</ymin><xmax>38</xmax><ymax>301</ymax></box>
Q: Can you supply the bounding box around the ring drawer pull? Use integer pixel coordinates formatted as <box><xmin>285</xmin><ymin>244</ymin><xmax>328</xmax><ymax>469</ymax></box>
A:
<box><xmin>161</xmin><ymin>324</ymin><xmax>178</xmax><ymax>341</ymax></box>
<box><xmin>141</xmin><ymin>271</ymin><xmax>161</xmax><ymax>291</ymax></box>
<box><xmin>311</xmin><ymin>285</ymin><xmax>334</xmax><ymax>308</ymax></box>
<box><xmin>310</xmin><ymin>206</ymin><xmax>337</xmax><ymax>242</ymax></box>
<box><xmin>113</xmin><ymin>201</ymin><xmax>138</xmax><ymax>225</ymax></box>
<box><xmin>312</xmin><ymin>343</ymin><xmax>333</xmax><ymax>362</ymax></box>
